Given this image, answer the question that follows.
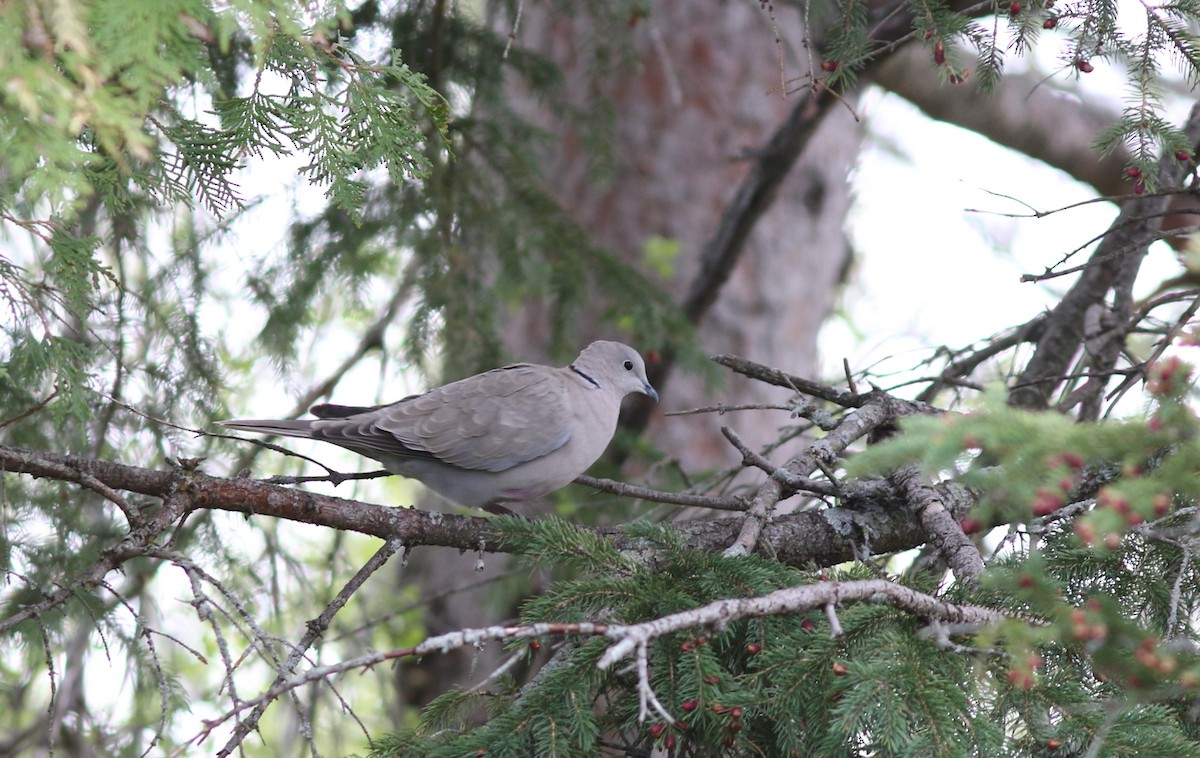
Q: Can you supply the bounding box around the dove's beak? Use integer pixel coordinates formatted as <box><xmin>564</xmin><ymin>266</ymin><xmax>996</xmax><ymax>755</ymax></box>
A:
<box><xmin>643</xmin><ymin>382</ymin><xmax>659</xmax><ymax>403</ymax></box>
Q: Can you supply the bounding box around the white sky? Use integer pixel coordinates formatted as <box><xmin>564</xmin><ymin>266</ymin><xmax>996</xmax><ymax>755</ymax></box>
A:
<box><xmin>820</xmin><ymin>80</ymin><xmax>1191</xmax><ymax>391</ymax></box>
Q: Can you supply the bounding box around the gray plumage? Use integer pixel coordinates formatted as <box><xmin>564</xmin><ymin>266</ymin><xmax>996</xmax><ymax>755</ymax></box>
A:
<box><xmin>220</xmin><ymin>341</ymin><xmax>658</xmax><ymax>510</ymax></box>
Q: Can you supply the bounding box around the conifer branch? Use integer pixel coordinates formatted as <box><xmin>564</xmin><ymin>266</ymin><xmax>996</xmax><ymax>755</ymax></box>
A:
<box><xmin>596</xmin><ymin>578</ymin><xmax>1008</xmax><ymax>716</ymax></box>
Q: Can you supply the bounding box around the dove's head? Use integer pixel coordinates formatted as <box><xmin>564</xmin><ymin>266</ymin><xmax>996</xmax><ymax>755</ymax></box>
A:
<box><xmin>574</xmin><ymin>341</ymin><xmax>659</xmax><ymax>403</ymax></box>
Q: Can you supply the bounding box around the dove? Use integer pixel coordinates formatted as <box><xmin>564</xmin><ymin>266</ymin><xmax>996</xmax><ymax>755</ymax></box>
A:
<box><xmin>220</xmin><ymin>341</ymin><xmax>658</xmax><ymax>512</ymax></box>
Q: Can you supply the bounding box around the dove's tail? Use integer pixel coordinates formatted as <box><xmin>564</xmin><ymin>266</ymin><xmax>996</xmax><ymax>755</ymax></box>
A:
<box><xmin>219</xmin><ymin>418</ymin><xmax>316</xmax><ymax>439</ymax></box>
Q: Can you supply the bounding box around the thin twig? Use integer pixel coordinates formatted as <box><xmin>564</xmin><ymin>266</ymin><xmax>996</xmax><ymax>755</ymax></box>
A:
<box><xmin>719</xmin><ymin>426</ymin><xmax>838</xmax><ymax>497</ymax></box>
<box><xmin>574</xmin><ymin>475</ymin><xmax>747</xmax><ymax>511</ymax></box>
<box><xmin>711</xmin><ymin>354</ymin><xmax>863</xmax><ymax>408</ymax></box>
<box><xmin>665</xmin><ymin>403</ymin><xmax>798</xmax><ymax>417</ymax></box>
<box><xmin>216</xmin><ymin>538</ymin><xmax>406</xmax><ymax>756</ymax></box>
<box><xmin>0</xmin><ymin>387</ymin><xmax>59</xmax><ymax>429</ymax></box>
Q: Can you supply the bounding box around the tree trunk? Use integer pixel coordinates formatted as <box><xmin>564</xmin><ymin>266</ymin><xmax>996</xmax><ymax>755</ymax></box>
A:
<box><xmin>397</xmin><ymin>0</ymin><xmax>861</xmax><ymax>709</ymax></box>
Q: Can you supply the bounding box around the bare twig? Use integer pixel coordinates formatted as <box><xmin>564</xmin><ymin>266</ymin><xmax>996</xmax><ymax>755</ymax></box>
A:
<box><xmin>711</xmin><ymin>354</ymin><xmax>864</xmax><ymax>408</ymax></box>
<box><xmin>824</xmin><ymin>603</ymin><xmax>844</xmax><ymax>637</ymax></box>
<box><xmin>719</xmin><ymin>426</ymin><xmax>838</xmax><ymax>497</ymax></box>
<box><xmin>915</xmin><ymin>320</ymin><xmax>1043</xmax><ymax>404</ymax></box>
<box><xmin>217</xmin><ymin>538</ymin><xmax>406</xmax><ymax>757</ymax></box>
<box><xmin>192</xmin><ymin>621</ymin><xmax>614</xmax><ymax>746</ymax></box>
<box><xmin>1009</xmin><ymin>102</ymin><xmax>1200</xmax><ymax>410</ymax></box>
<box><xmin>574</xmin><ymin>474</ymin><xmax>747</xmax><ymax>511</ymax></box>
<box><xmin>665</xmin><ymin>403</ymin><xmax>798</xmax><ymax>417</ymax></box>
<box><xmin>0</xmin><ymin>387</ymin><xmax>59</xmax><ymax>429</ymax></box>
<box><xmin>597</xmin><ymin>578</ymin><xmax>1007</xmax><ymax>676</ymax></box>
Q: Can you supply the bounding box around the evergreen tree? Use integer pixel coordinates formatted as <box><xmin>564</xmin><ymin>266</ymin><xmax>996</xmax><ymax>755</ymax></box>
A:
<box><xmin>3</xmin><ymin>0</ymin><xmax>1200</xmax><ymax>755</ymax></box>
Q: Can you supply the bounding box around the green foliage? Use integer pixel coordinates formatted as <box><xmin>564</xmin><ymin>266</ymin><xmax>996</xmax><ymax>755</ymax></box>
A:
<box><xmin>386</xmin><ymin>525</ymin><xmax>996</xmax><ymax>755</ymax></box>
<box><xmin>840</xmin><ymin>360</ymin><xmax>1200</xmax><ymax>754</ymax></box>
<box><xmin>379</xmin><ymin>366</ymin><xmax>1200</xmax><ymax>755</ymax></box>
<box><xmin>6</xmin><ymin>0</ymin><xmax>1200</xmax><ymax>755</ymax></box>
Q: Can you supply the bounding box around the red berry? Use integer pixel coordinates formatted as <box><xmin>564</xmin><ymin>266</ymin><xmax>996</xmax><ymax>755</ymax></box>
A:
<box><xmin>1043</xmin><ymin>16</ymin><xmax>1057</xmax><ymax>28</ymax></box>
<box><xmin>1126</xmin><ymin>166</ymin><xmax>1142</xmax><ymax>178</ymax></box>
<box><xmin>1076</xmin><ymin>60</ymin><xmax>1094</xmax><ymax>73</ymax></box>
<box><xmin>695</xmin><ymin>635</ymin><xmax>708</xmax><ymax>646</ymax></box>
<box><xmin>1134</xmin><ymin>180</ymin><xmax>1146</xmax><ymax>195</ymax></box>
<box><xmin>730</xmin><ymin>706</ymin><xmax>743</xmax><ymax>719</ymax></box>
<box><xmin>821</xmin><ymin>60</ymin><xmax>838</xmax><ymax>72</ymax></box>
<box><xmin>800</xmin><ymin>619</ymin><xmax>816</xmax><ymax>632</ymax></box>
<box><xmin>1075</xmin><ymin>522</ymin><xmax>1097</xmax><ymax>545</ymax></box>
<box><xmin>650</xmin><ymin>722</ymin><xmax>666</xmax><ymax>738</ymax></box>
<box><xmin>1033</xmin><ymin>487</ymin><xmax>1064</xmax><ymax>516</ymax></box>
<box><xmin>681</xmin><ymin>699</ymin><xmax>699</xmax><ymax>712</ymax></box>
<box><xmin>1177</xmin><ymin>150</ymin><xmax>1194</xmax><ymax>162</ymax></box>
<box><xmin>680</xmin><ymin>640</ymin><xmax>693</xmax><ymax>652</ymax></box>
<box><xmin>960</xmin><ymin>517</ymin><xmax>983</xmax><ymax>534</ymax></box>
<box><xmin>1154</xmin><ymin>494</ymin><xmax>1171</xmax><ymax>516</ymax></box>
<box><xmin>1018</xmin><ymin>573</ymin><xmax>1034</xmax><ymax>588</ymax></box>
<box><xmin>704</xmin><ymin>674</ymin><xmax>720</xmax><ymax>685</ymax></box>
<box><xmin>746</xmin><ymin>643</ymin><xmax>762</xmax><ymax>655</ymax></box>
<box><xmin>832</xmin><ymin>661</ymin><xmax>850</xmax><ymax>676</ymax></box>
<box><xmin>1009</xmin><ymin>1</ymin><xmax>1021</xmax><ymax>14</ymax></box>
<box><xmin>1048</xmin><ymin>738</ymin><xmax>1062</xmax><ymax>749</ymax></box>
<box><xmin>933</xmin><ymin>41</ymin><xmax>946</xmax><ymax>65</ymax></box>
<box><xmin>664</xmin><ymin>733</ymin><xmax>676</xmax><ymax>749</ymax></box>
<box><xmin>529</xmin><ymin>640</ymin><xmax>541</xmax><ymax>651</ymax></box>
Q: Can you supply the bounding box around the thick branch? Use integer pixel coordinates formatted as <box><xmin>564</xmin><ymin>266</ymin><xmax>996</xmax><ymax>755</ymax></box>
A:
<box><xmin>890</xmin><ymin>465</ymin><xmax>984</xmax><ymax>585</ymax></box>
<box><xmin>0</xmin><ymin>443</ymin><xmax>964</xmax><ymax>572</ymax></box>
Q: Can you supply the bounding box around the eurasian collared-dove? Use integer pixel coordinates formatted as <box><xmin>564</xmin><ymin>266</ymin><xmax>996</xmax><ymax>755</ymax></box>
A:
<box><xmin>221</xmin><ymin>341</ymin><xmax>658</xmax><ymax>511</ymax></box>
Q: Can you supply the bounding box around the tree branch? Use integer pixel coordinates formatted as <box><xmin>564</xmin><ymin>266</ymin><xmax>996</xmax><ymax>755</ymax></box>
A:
<box><xmin>0</xmin><ymin>442</ymin><xmax>969</xmax><ymax>574</ymax></box>
<box><xmin>1009</xmin><ymin>100</ymin><xmax>1200</xmax><ymax>410</ymax></box>
<box><xmin>596</xmin><ymin>577</ymin><xmax>1008</xmax><ymax>674</ymax></box>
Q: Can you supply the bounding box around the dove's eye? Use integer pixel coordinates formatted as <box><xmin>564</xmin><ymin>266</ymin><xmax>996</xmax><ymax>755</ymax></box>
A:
<box><xmin>623</xmin><ymin>360</ymin><xmax>634</xmax><ymax>371</ymax></box>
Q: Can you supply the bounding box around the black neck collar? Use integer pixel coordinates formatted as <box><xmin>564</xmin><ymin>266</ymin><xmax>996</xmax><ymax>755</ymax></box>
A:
<box><xmin>569</xmin><ymin>364</ymin><xmax>601</xmax><ymax>389</ymax></box>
